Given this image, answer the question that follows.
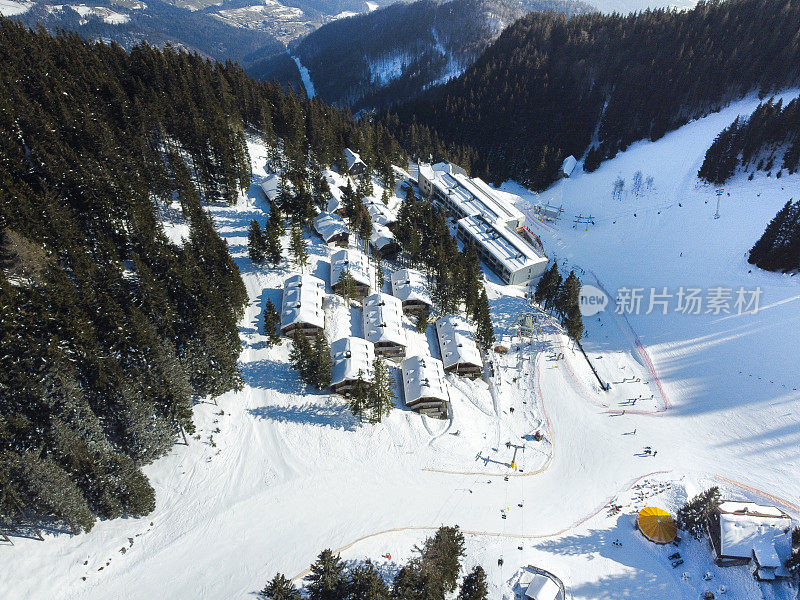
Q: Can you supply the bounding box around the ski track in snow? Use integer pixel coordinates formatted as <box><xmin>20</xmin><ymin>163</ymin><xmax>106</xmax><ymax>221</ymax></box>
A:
<box><xmin>291</xmin><ymin>54</ymin><xmax>315</xmax><ymax>99</ymax></box>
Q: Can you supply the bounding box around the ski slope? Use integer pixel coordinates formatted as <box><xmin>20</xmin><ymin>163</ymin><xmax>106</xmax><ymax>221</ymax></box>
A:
<box><xmin>2</xmin><ymin>95</ymin><xmax>800</xmax><ymax>600</ymax></box>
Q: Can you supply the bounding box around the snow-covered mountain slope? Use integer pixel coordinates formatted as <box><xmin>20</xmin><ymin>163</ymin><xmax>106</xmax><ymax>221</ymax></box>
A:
<box><xmin>3</xmin><ymin>95</ymin><xmax>800</xmax><ymax>600</ymax></box>
<box><xmin>588</xmin><ymin>0</ymin><xmax>696</xmax><ymax>13</ymax></box>
<box><xmin>250</xmin><ymin>0</ymin><xmax>595</xmax><ymax>109</ymax></box>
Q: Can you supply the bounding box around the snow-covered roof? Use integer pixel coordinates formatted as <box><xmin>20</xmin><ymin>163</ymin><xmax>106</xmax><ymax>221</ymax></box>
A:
<box><xmin>401</xmin><ymin>355</ymin><xmax>448</xmax><ymax>406</ymax></box>
<box><xmin>345</xmin><ymin>148</ymin><xmax>366</xmax><ymax>171</ymax></box>
<box><xmin>452</xmin><ymin>173</ymin><xmax>524</xmax><ymax>227</ymax></box>
<box><xmin>363</xmin><ymin>198</ymin><xmax>397</xmax><ymax>226</ymax></box>
<box><xmin>260</xmin><ymin>174</ymin><xmax>281</xmax><ymax>202</ymax></box>
<box><xmin>330</xmin><ymin>248</ymin><xmax>371</xmax><ymax>288</ymax></box>
<box><xmin>718</xmin><ymin>502</ymin><xmax>791</xmax><ymax>562</ymax></box>
<box><xmin>561</xmin><ymin>155</ymin><xmax>577</xmax><ymax>177</ymax></box>
<box><xmin>330</xmin><ymin>337</ymin><xmax>374</xmax><ymax>385</ymax></box>
<box><xmin>457</xmin><ymin>215</ymin><xmax>548</xmax><ymax>276</ymax></box>
<box><xmin>525</xmin><ymin>574</ymin><xmax>560</xmax><ymax>600</ymax></box>
<box><xmin>280</xmin><ymin>274</ymin><xmax>325</xmax><ymax>331</ymax></box>
<box><xmin>370</xmin><ymin>223</ymin><xmax>396</xmax><ymax>251</ymax></box>
<box><xmin>435</xmin><ymin>315</ymin><xmax>482</xmax><ymax>371</ymax></box>
<box><xmin>363</xmin><ymin>293</ymin><xmax>406</xmax><ymax>348</ymax></box>
<box><xmin>391</xmin><ymin>269</ymin><xmax>431</xmax><ymax>307</ymax></box>
<box><xmin>418</xmin><ymin>163</ymin><xmax>434</xmax><ymax>184</ymax></box>
<box><xmin>313</xmin><ymin>212</ymin><xmax>349</xmax><ymax>243</ymax></box>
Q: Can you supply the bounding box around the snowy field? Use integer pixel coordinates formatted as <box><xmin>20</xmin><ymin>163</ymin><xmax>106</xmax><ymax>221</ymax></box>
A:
<box><xmin>0</xmin><ymin>0</ymin><xmax>33</xmax><ymax>16</ymax></box>
<box><xmin>2</xmin><ymin>94</ymin><xmax>800</xmax><ymax>600</ymax></box>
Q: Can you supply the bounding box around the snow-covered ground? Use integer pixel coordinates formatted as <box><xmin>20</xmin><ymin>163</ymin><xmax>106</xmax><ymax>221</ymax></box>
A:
<box><xmin>291</xmin><ymin>54</ymin><xmax>316</xmax><ymax>99</ymax></box>
<box><xmin>3</xmin><ymin>94</ymin><xmax>800</xmax><ymax>600</ymax></box>
<box><xmin>44</xmin><ymin>3</ymin><xmax>131</xmax><ymax>24</ymax></box>
<box><xmin>590</xmin><ymin>0</ymin><xmax>698</xmax><ymax>14</ymax></box>
<box><xmin>0</xmin><ymin>0</ymin><xmax>34</xmax><ymax>15</ymax></box>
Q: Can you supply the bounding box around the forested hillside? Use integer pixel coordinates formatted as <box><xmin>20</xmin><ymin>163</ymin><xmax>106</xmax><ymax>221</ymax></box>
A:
<box><xmin>699</xmin><ymin>97</ymin><xmax>800</xmax><ymax>184</ymax></box>
<box><xmin>251</xmin><ymin>0</ymin><xmax>594</xmax><ymax>110</ymax></box>
<box><xmin>0</xmin><ymin>19</ymin><xmax>403</xmax><ymax>533</ymax></box>
<box><xmin>387</xmin><ymin>0</ymin><xmax>800</xmax><ymax>189</ymax></box>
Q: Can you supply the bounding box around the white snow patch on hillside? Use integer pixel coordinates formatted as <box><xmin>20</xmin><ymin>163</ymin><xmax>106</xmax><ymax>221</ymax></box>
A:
<box><xmin>365</xmin><ymin>1</ymin><xmax>377</xmax><ymax>10</ymax></box>
<box><xmin>590</xmin><ymin>0</ymin><xmax>697</xmax><ymax>14</ymax></box>
<box><xmin>291</xmin><ymin>54</ymin><xmax>315</xmax><ymax>98</ymax></box>
<box><xmin>0</xmin><ymin>0</ymin><xmax>33</xmax><ymax>15</ymax></box>
<box><xmin>368</xmin><ymin>52</ymin><xmax>410</xmax><ymax>86</ymax></box>
<box><xmin>216</xmin><ymin>0</ymin><xmax>303</xmax><ymax>28</ymax></box>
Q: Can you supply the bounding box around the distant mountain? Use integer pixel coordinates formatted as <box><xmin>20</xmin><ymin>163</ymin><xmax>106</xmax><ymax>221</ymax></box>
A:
<box><xmin>386</xmin><ymin>0</ymin><xmax>800</xmax><ymax>189</ymax></box>
<box><xmin>249</xmin><ymin>0</ymin><xmax>595</xmax><ymax>109</ymax></box>
<box><xmin>0</xmin><ymin>0</ymin><xmax>392</xmax><ymax>65</ymax></box>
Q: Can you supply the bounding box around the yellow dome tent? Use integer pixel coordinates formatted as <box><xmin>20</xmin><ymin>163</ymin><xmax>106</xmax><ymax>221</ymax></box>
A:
<box><xmin>637</xmin><ymin>507</ymin><xmax>677</xmax><ymax>544</ymax></box>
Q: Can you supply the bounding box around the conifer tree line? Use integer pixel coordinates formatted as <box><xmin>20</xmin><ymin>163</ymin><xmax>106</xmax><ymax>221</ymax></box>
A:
<box><xmin>534</xmin><ymin>264</ymin><xmax>584</xmax><ymax>342</ymax></box>
<box><xmin>394</xmin><ymin>189</ymin><xmax>493</xmax><ymax>346</ymax></box>
<box><xmin>0</xmin><ymin>20</ymin><xmax>408</xmax><ymax>533</ymax></box>
<box><xmin>748</xmin><ymin>199</ymin><xmax>800</xmax><ymax>272</ymax></box>
<box><xmin>261</xmin><ymin>526</ymin><xmax>488</xmax><ymax>600</ymax></box>
<box><xmin>699</xmin><ymin>96</ymin><xmax>800</xmax><ymax>184</ymax></box>
<box><xmin>385</xmin><ymin>0</ymin><xmax>800</xmax><ymax>190</ymax></box>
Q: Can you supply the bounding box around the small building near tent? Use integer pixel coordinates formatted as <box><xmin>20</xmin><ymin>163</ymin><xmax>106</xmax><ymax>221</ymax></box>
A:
<box><xmin>391</xmin><ymin>269</ymin><xmax>432</xmax><ymax>314</ymax></box>
<box><xmin>330</xmin><ymin>337</ymin><xmax>374</xmax><ymax>396</ymax></box>
<box><xmin>313</xmin><ymin>212</ymin><xmax>350</xmax><ymax>247</ymax></box>
<box><xmin>560</xmin><ymin>155</ymin><xmax>577</xmax><ymax>178</ymax></box>
<box><xmin>370</xmin><ymin>223</ymin><xmax>400</xmax><ymax>257</ymax></box>
<box><xmin>435</xmin><ymin>315</ymin><xmax>483</xmax><ymax>378</ymax></box>
<box><xmin>363</xmin><ymin>293</ymin><xmax>406</xmax><ymax>359</ymax></box>
<box><xmin>401</xmin><ymin>355</ymin><xmax>449</xmax><ymax>419</ymax></box>
<box><xmin>708</xmin><ymin>501</ymin><xmax>792</xmax><ymax>579</ymax></box>
<box><xmin>524</xmin><ymin>573</ymin><xmax>561</xmax><ymax>600</ymax></box>
<box><xmin>280</xmin><ymin>274</ymin><xmax>326</xmax><ymax>338</ymax></box>
<box><xmin>636</xmin><ymin>507</ymin><xmax>677</xmax><ymax>544</ymax></box>
<box><xmin>330</xmin><ymin>248</ymin><xmax>371</xmax><ymax>299</ymax></box>
<box><xmin>345</xmin><ymin>148</ymin><xmax>367</xmax><ymax>176</ymax></box>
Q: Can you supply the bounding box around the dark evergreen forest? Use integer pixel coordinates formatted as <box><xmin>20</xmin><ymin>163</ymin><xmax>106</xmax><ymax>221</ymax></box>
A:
<box><xmin>699</xmin><ymin>97</ymin><xmax>800</xmax><ymax>184</ymax></box>
<box><xmin>0</xmin><ymin>19</ymin><xmax>403</xmax><ymax>533</ymax></box>
<box><xmin>386</xmin><ymin>0</ymin><xmax>800</xmax><ymax>189</ymax></box>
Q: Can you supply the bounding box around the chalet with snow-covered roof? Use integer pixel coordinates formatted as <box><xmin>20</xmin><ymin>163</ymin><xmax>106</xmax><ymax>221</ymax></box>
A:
<box><xmin>363</xmin><ymin>197</ymin><xmax>397</xmax><ymax>228</ymax></box>
<box><xmin>456</xmin><ymin>215</ymin><xmax>548</xmax><ymax>285</ymax></box>
<box><xmin>401</xmin><ymin>355</ymin><xmax>449</xmax><ymax>419</ymax></box>
<box><xmin>260</xmin><ymin>174</ymin><xmax>281</xmax><ymax>203</ymax></box>
<box><xmin>390</xmin><ymin>269</ymin><xmax>432</xmax><ymax>314</ymax></box>
<box><xmin>524</xmin><ymin>574</ymin><xmax>561</xmax><ymax>600</ymax></box>
<box><xmin>708</xmin><ymin>501</ymin><xmax>793</xmax><ymax>580</ymax></box>
<box><xmin>330</xmin><ymin>337</ymin><xmax>374</xmax><ymax>396</ymax></box>
<box><xmin>345</xmin><ymin>148</ymin><xmax>367</xmax><ymax>176</ymax></box>
<box><xmin>435</xmin><ymin>315</ymin><xmax>482</xmax><ymax>378</ymax></box>
<box><xmin>313</xmin><ymin>212</ymin><xmax>350</xmax><ymax>247</ymax></box>
<box><xmin>363</xmin><ymin>293</ymin><xmax>406</xmax><ymax>359</ymax></box>
<box><xmin>330</xmin><ymin>248</ymin><xmax>371</xmax><ymax>299</ymax></box>
<box><xmin>370</xmin><ymin>223</ymin><xmax>400</xmax><ymax>257</ymax></box>
<box><xmin>280</xmin><ymin>274</ymin><xmax>326</xmax><ymax>338</ymax></box>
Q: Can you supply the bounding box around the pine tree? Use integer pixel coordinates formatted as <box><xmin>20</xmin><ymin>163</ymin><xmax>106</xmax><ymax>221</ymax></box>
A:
<box><xmin>261</xmin><ymin>574</ymin><xmax>302</xmax><ymax>600</ymax></box>
<box><xmin>312</xmin><ymin>335</ymin><xmax>333</xmax><ymax>390</ymax></box>
<box><xmin>368</xmin><ymin>357</ymin><xmax>394</xmax><ymax>423</ymax></box>
<box><xmin>248</xmin><ymin>220</ymin><xmax>267</xmax><ymax>264</ymax></box>
<box><xmin>290</xmin><ymin>223</ymin><xmax>309</xmax><ymax>272</ymax></box>
<box><xmin>676</xmin><ymin>487</ymin><xmax>721</xmax><ymax>540</ymax></box>
<box><xmin>264</xmin><ymin>211</ymin><xmax>283</xmax><ymax>266</ymax></box>
<box><xmin>475</xmin><ymin>289</ymin><xmax>494</xmax><ymax>349</ymax></box>
<box><xmin>556</xmin><ymin>270</ymin><xmax>581</xmax><ymax>318</ymax></box>
<box><xmin>263</xmin><ymin>299</ymin><xmax>282</xmax><ymax>345</ymax></box>
<box><xmin>347</xmin><ymin>561</ymin><xmax>391</xmax><ymax>600</ymax></box>
<box><xmin>305</xmin><ymin>549</ymin><xmax>347</xmax><ymax>600</ymax></box>
<box><xmin>348</xmin><ymin>370</ymin><xmax>371</xmax><ymax>420</ymax></box>
<box><xmin>563</xmin><ymin>304</ymin><xmax>584</xmax><ymax>342</ymax></box>
<box><xmin>337</xmin><ymin>270</ymin><xmax>358</xmax><ymax>304</ymax></box>
<box><xmin>289</xmin><ymin>329</ymin><xmax>313</xmax><ymax>384</ymax></box>
<box><xmin>457</xmin><ymin>567</ymin><xmax>488</xmax><ymax>600</ymax></box>
<box><xmin>415</xmin><ymin>306</ymin><xmax>430</xmax><ymax>334</ymax></box>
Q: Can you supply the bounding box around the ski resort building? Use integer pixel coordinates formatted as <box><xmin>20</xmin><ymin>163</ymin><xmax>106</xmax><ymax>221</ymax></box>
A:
<box><xmin>345</xmin><ymin>148</ymin><xmax>367</xmax><ymax>176</ymax></box>
<box><xmin>418</xmin><ymin>162</ymin><xmax>525</xmax><ymax>229</ymax></box>
<box><xmin>400</xmin><ymin>355</ymin><xmax>449</xmax><ymax>419</ymax></box>
<box><xmin>708</xmin><ymin>501</ymin><xmax>793</xmax><ymax>580</ymax></box>
<box><xmin>455</xmin><ymin>215</ymin><xmax>548</xmax><ymax>285</ymax></box>
<box><xmin>370</xmin><ymin>223</ymin><xmax>400</xmax><ymax>257</ymax></box>
<box><xmin>363</xmin><ymin>197</ymin><xmax>397</xmax><ymax>227</ymax></box>
<box><xmin>363</xmin><ymin>293</ymin><xmax>406</xmax><ymax>359</ymax></box>
<box><xmin>524</xmin><ymin>573</ymin><xmax>561</xmax><ymax>600</ymax></box>
<box><xmin>330</xmin><ymin>337</ymin><xmax>374</xmax><ymax>396</ymax></box>
<box><xmin>390</xmin><ymin>269</ymin><xmax>432</xmax><ymax>314</ymax></box>
<box><xmin>435</xmin><ymin>315</ymin><xmax>483</xmax><ymax>378</ymax></box>
<box><xmin>280</xmin><ymin>274</ymin><xmax>326</xmax><ymax>338</ymax></box>
<box><xmin>313</xmin><ymin>212</ymin><xmax>350</xmax><ymax>247</ymax></box>
<box><xmin>330</xmin><ymin>248</ymin><xmax>371</xmax><ymax>299</ymax></box>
